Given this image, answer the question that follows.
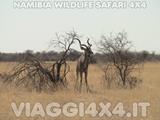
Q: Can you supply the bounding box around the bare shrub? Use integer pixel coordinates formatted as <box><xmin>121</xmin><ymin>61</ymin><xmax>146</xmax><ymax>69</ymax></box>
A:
<box><xmin>99</xmin><ymin>31</ymin><xmax>143</xmax><ymax>89</ymax></box>
<box><xmin>50</xmin><ymin>31</ymin><xmax>77</xmax><ymax>87</ymax></box>
<box><xmin>3</xmin><ymin>31</ymin><xmax>80</xmax><ymax>92</ymax></box>
<box><xmin>3</xmin><ymin>55</ymin><xmax>56</xmax><ymax>92</ymax></box>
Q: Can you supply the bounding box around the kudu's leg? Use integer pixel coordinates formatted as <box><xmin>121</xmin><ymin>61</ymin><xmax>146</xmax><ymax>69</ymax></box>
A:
<box><xmin>85</xmin><ymin>71</ymin><xmax>90</xmax><ymax>92</ymax></box>
<box><xmin>79</xmin><ymin>72</ymin><xmax>83</xmax><ymax>92</ymax></box>
<box><xmin>74</xmin><ymin>68</ymin><xmax>79</xmax><ymax>91</ymax></box>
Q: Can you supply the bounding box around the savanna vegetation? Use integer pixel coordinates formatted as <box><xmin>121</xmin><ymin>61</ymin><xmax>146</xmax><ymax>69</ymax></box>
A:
<box><xmin>0</xmin><ymin>31</ymin><xmax>159</xmax><ymax>120</ymax></box>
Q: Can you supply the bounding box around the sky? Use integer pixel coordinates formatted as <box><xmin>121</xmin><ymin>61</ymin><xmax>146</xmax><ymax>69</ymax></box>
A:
<box><xmin>0</xmin><ymin>0</ymin><xmax>160</xmax><ymax>53</ymax></box>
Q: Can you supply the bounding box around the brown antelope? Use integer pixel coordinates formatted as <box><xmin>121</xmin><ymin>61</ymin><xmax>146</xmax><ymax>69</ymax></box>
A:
<box><xmin>75</xmin><ymin>39</ymin><xmax>93</xmax><ymax>92</ymax></box>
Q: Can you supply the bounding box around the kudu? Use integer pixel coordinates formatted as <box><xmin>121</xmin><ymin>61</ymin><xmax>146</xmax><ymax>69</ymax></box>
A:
<box><xmin>75</xmin><ymin>39</ymin><xmax>93</xmax><ymax>92</ymax></box>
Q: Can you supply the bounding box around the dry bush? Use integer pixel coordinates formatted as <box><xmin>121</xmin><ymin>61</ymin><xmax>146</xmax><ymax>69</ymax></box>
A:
<box><xmin>2</xmin><ymin>31</ymin><xmax>79</xmax><ymax>92</ymax></box>
<box><xmin>3</xmin><ymin>55</ymin><xmax>56</xmax><ymax>92</ymax></box>
<box><xmin>2</xmin><ymin>31</ymin><xmax>86</xmax><ymax>92</ymax></box>
<box><xmin>99</xmin><ymin>31</ymin><xmax>143</xmax><ymax>89</ymax></box>
<box><xmin>102</xmin><ymin>63</ymin><xmax>143</xmax><ymax>89</ymax></box>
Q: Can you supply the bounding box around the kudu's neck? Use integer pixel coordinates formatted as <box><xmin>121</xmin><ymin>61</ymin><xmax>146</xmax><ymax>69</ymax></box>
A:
<box><xmin>83</xmin><ymin>52</ymin><xmax>89</xmax><ymax>68</ymax></box>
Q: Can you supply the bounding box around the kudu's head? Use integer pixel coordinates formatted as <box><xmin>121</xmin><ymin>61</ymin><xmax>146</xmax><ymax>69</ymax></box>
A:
<box><xmin>77</xmin><ymin>38</ymin><xmax>93</xmax><ymax>61</ymax></box>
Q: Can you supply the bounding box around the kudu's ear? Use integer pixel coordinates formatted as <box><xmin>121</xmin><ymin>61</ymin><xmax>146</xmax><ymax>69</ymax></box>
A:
<box><xmin>80</xmin><ymin>46</ymin><xmax>87</xmax><ymax>50</ymax></box>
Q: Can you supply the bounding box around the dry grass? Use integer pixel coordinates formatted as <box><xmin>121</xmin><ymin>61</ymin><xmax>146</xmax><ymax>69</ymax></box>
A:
<box><xmin>0</xmin><ymin>62</ymin><xmax>160</xmax><ymax>120</ymax></box>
